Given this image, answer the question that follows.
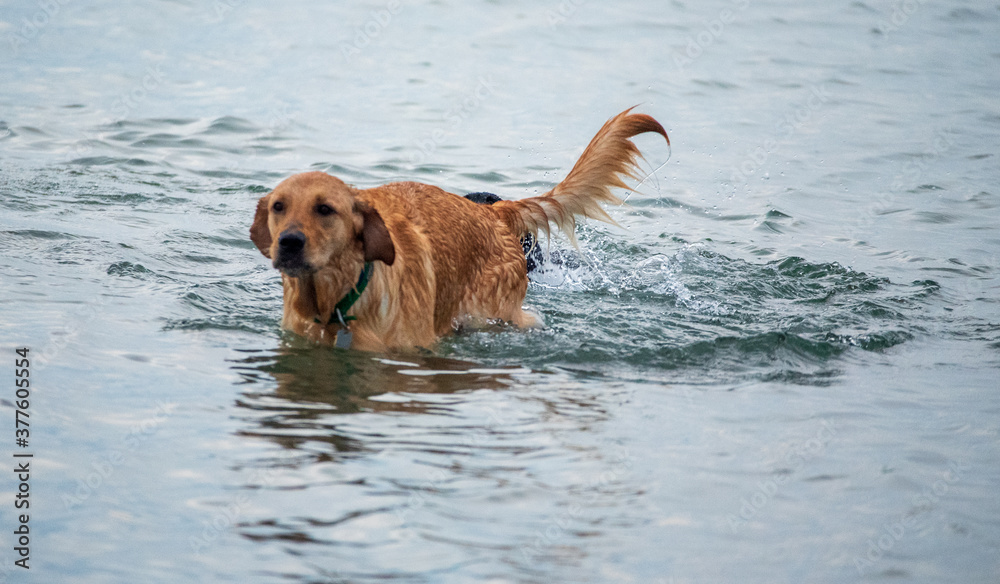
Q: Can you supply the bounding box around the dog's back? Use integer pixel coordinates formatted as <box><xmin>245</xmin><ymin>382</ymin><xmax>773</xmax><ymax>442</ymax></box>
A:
<box><xmin>354</xmin><ymin>182</ymin><xmax>529</xmax><ymax>337</ymax></box>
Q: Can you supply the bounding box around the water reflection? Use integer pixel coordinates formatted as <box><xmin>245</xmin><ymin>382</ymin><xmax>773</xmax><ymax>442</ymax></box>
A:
<box><xmin>223</xmin><ymin>341</ymin><xmax>636</xmax><ymax>583</ymax></box>
<box><xmin>229</xmin><ymin>341</ymin><xmax>525</xmax><ymax>453</ymax></box>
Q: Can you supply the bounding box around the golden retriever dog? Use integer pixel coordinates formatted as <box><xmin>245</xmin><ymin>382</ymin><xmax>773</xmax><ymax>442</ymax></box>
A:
<box><xmin>250</xmin><ymin>107</ymin><xmax>669</xmax><ymax>352</ymax></box>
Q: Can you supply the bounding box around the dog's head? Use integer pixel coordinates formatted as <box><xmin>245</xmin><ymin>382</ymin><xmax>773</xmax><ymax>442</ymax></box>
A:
<box><xmin>250</xmin><ymin>171</ymin><xmax>395</xmax><ymax>277</ymax></box>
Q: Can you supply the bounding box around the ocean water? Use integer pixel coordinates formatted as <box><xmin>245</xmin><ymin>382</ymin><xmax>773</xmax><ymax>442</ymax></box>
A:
<box><xmin>1</xmin><ymin>1</ymin><xmax>999</xmax><ymax>582</ymax></box>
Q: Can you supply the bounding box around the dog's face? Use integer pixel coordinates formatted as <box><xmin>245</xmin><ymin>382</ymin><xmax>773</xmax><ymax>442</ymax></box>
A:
<box><xmin>250</xmin><ymin>171</ymin><xmax>395</xmax><ymax>276</ymax></box>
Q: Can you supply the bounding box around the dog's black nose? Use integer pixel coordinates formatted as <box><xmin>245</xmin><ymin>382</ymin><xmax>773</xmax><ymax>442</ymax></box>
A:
<box><xmin>278</xmin><ymin>231</ymin><xmax>306</xmax><ymax>254</ymax></box>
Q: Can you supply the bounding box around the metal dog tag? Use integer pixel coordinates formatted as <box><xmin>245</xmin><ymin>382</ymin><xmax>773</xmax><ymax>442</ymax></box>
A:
<box><xmin>335</xmin><ymin>327</ymin><xmax>353</xmax><ymax>349</ymax></box>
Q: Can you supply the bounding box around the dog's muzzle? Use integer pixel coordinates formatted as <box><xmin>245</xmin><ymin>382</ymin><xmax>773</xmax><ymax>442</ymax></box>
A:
<box><xmin>273</xmin><ymin>230</ymin><xmax>312</xmax><ymax>276</ymax></box>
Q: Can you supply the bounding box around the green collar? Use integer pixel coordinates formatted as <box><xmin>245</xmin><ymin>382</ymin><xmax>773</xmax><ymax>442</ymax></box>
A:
<box><xmin>314</xmin><ymin>262</ymin><xmax>374</xmax><ymax>327</ymax></box>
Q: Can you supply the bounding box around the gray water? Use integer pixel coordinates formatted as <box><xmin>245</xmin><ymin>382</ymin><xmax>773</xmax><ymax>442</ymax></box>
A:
<box><xmin>1</xmin><ymin>1</ymin><xmax>999</xmax><ymax>583</ymax></box>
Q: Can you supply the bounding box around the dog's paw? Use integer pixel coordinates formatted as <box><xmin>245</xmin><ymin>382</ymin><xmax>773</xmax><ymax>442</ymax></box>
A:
<box><xmin>515</xmin><ymin>307</ymin><xmax>546</xmax><ymax>329</ymax></box>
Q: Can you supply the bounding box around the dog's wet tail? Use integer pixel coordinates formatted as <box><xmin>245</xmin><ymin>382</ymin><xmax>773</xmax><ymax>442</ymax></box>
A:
<box><xmin>493</xmin><ymin>107</ymin><xmax>669</xmax><ymax>247</ymax></box>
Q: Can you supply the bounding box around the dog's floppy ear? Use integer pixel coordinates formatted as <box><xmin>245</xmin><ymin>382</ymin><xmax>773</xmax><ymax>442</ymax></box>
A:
<box><xmin>354</xmin><ymin>200</ymin><xmax>395</xmax><ymax>265</ymax></box>
<box><xmin>250</xmin><ymin>195</ymin><xmax>272</xmax><ymax>258</ymax></box>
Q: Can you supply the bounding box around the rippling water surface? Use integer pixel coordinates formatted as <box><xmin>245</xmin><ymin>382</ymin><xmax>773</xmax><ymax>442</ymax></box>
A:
<box><xmin>1</xmin><ymin>1</ymin><xmax>999</xmax><ymax>582</ymax></box>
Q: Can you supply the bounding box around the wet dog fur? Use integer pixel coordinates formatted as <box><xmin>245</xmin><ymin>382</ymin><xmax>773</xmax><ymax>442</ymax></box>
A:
<box><xmin>250</xmin><ymin>107</ymin><xmax>669</xmax><ymax>352</ymax></box>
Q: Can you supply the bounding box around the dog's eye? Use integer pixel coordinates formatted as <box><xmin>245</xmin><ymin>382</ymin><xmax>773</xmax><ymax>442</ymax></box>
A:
<box><xmin>272</xmin><ymin>201</ymin><xmax>285</xmax><ymax>213</ymax></box>
<box><xmin>316</xmin><ymin>204</ymin><xmax>335</xmax><ymax>216</ymax></box>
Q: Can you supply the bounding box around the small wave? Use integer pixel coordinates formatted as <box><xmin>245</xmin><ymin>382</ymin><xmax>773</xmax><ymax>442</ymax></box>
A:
<box><xmin>202</xmin><ymin>116</ymin><xmax>260</xmax><ymax>135</ymax></box>
<box><xmin>1</xmin><ymin>229</ymin><xmax>76</xmax><ymax>241</ymax></box>
<box><xmin>162</xmin><ymin>315</ymin><xmax>277</xmax><ymax>335</ymax></box>
<box><xmin>823</xmin><ymin>330</ymin><xmax>912</xmax><ymax>351</ymax></box>
<box><xmin>67</xmin><ymin>156</ymin><xmax>160</xmax><ymax>167</ymax></box>
<box><xmin>107</xmin><ymin>261</ymin><xmax>154</xmax><ymax>278</ymax></box>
